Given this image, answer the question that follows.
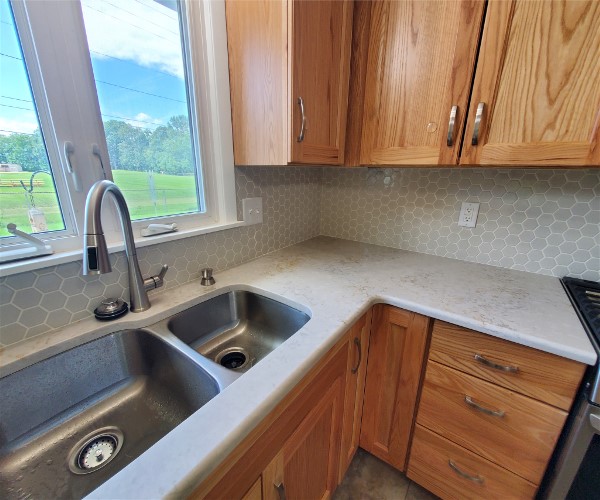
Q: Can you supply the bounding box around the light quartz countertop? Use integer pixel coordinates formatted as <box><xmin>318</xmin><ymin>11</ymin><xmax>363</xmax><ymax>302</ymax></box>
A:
<box><xmin>1</xmin><ymin>236</ymin><xmax>595</xmax><ymax>498</ymax></box>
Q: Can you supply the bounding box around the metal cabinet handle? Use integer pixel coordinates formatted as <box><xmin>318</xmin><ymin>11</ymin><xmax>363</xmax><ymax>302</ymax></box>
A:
<box><xmin>351</xmin><ymin>337</ymin><xmax>362</xmax><ymax>374</ymax></box>
<box><xmin>447</xmin><ymin>105</ymin><xmax>458</xmax><ymax>147</ymax></box>
<box><xmin>448</xmin><ymin>460</ymin><xmax>484</xmax><ymax>484</ymax></box>
<box><xmin>275</xmin><ymin>482</ymin><xmax>286</xmax><ymax>500</ymax></box>
<box><xmin>297</xmin><ymin>97</ymin><xmax>306</xmax><ymax>143</ymax></box>
<box><xmin>474</xmin><ymin>354</ymin><xmax>519</xmax><ymax>374</ymax></box>
<box><xmin>471</xmin><ymin>102</ymin><xmax>485</xmax><ymax>146</ymax></box>
<box><xmin>464</xmin><ymin>395</ymin><xmax>505</xmax><ymax>418</ymax></box>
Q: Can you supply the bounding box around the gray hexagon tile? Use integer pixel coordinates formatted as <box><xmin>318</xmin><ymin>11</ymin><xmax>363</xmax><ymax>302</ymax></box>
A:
<box><xmin>1</xmin><ymin>166</ymin><xmax>598</xmax><ymax>350</ymax></box>
<box><xmin>0</xmin><ymin>166</ymin><xmax>322</xmax><ymax>348</ymax></box>
<box><xmin>321</xmin><ymin>167</ymin><xmax>599</xmax><ymax>282</ymax></box>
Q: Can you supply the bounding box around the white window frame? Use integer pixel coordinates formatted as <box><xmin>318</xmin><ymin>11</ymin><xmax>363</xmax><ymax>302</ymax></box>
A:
<box><xmin>0</xmin><ymin>0</ymin><xmax>238</xmax><ymax>274</ymax></box>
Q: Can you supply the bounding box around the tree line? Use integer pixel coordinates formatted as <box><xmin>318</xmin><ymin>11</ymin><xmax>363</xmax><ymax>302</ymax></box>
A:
<box><xmin>0</xmin><ymin>115</ymin><xmax>194</xmax><ymax>175</ymax></box>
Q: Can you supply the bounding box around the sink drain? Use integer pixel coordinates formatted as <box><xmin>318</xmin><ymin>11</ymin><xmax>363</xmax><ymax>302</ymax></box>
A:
<box><xmin>68</xmin><ymin>427</ymin><xmax>124</xmax><ymax>474</ymax></box>
<box><xmin>215</xmin><ymin>347</ymin><xmax>251</xmax><ymax>370</ymax></box>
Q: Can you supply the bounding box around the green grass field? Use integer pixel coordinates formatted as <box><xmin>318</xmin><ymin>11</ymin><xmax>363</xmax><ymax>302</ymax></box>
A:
<box><xmin>0</xmin><ymin>170</ymin><xmax>198</xmax><ymax>238</ymax></box>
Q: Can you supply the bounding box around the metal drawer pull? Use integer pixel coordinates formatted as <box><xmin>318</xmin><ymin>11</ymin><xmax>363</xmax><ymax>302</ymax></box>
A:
<box><xmin>297</xmin><ymin>97</ymin><xmax>306</xmax><ymax>143</ymax></box>
<box><xmin>448</xmin><ymin>460</ymin><xmax>484</xmax><ymax>484</ymax></box>
<box><xmin>471</xmin><ymin>102</ymin><xmax>485</xmax><ymax>145</ymax></box>
<box><xmin>464</xmin><ymin>395</ymin><xmax>505</xmax><ymax>418</ymax></box>
<box><xmin>351</xmin><ymin>337</ymin><xmax>362</xmax><ymax>374</ymax></box>
<box><xmin>275</xmin><ymin>482</ymin><xmax>286</xmax><ymax>500</ymax></box>
<box><xmin>474</xmin><ymin>354</ymin><xmax>519</xmax><ymax>373</ymax></box>
<box><xmin>447</xmin><ymin>105</ymin><xmax>458</xmax><ymax>147</ymax></box>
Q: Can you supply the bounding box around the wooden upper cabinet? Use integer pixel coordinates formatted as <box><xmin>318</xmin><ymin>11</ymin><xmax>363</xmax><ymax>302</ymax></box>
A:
<box><xmin>290</xmin><ymin>1</ymin><xmax>353</xmax><ymax>165</ymax></box>
<box><xmin>225</xmin><ymin>0</ymin><xmax>353</xmax><ymax>166</ymax></box>
<box><xmin>225</xmin><ymin>0</ymin><xmax>288</xmax><ymax>165</ymax></box>
<box><xmin>357</xmin><ymin>0</ymin><xmax>485</xmax><ymax>166</ymax></box>
<box><xmin>461</xmin><ymin>0</ymin><xmax>600</xmax><ymax>166</ymax></box>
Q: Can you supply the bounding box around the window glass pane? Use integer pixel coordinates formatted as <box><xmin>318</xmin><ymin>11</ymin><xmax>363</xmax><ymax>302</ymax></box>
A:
<box><xmin>0</xmin><ymin>0</ymin><xmax>65</xmax><ymax>238</ymax></box>
<box><xmin>80</xmin><ymin>0</ymin><xmax>204</xmax><ymax>221</ymax></box>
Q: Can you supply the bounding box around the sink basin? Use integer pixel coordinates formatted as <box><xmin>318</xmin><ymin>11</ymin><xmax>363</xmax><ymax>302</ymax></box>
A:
<box><xmin>0</xmin><ymin>329</ymin><xmax>223</xmax><ymax>499</ymax></box>
<box><xmin>164</xmin><ymin>290</ymin><xmax>310</xmax><ymax>372</ymax></box>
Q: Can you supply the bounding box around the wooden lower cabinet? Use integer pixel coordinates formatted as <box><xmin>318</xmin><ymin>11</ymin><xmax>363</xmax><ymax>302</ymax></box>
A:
<box><xmin>428</xmin><ymin>321</ymin><xmax>586</xmax><ymax>411</ymax></box>
<box><xmin>359</xmin><ymin>305</ymin><xmax>431</xmax><ymax>471</ymax></box>
<box><xmin>407</xmin><ymin>320</ymin><xmax>586</xmax><ymax>499</ymax></box>
<box><xmin>192</xmin><ymin>313</ymin><xmax>370</xmax><ymax>500</ymax></box>
<box><xmin>416</xmin><ymin>361</ymin><xmax>567</xmax><ymax>485</ymax></box>
<box><xmin>338</xmin><ymin>309</ymin><xmax>372</xmax><ymax>481</ymax></box>
<box><xmin>193</xmin><ymin>311</ymin><xmax>583</xmax><ymax>500</ymax></box>
<box><xmin>263</xmin><ymin>378</ymin><xmax>343</xmax><ymax>499</ymax></box>
<box><xmin>408</xmin><ymin>425</ymin><xmax>537</xmax><ymax>500</ymax></box>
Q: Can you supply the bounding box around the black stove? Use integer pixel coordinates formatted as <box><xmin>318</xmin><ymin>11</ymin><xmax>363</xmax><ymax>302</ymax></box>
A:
<box><xmin>560</xmin><ymin>277</ymin><xmax>600</xmax><ymax>408</ymax></box>
<box><xmin>561</xmin><ymin>277</ymin><xmax>600</xmax><ymax>350</ymax></box>
<box><xmin>541</xmin><ymin>277</ymin><xmax>600</xmax><ymax>499</ymax></box>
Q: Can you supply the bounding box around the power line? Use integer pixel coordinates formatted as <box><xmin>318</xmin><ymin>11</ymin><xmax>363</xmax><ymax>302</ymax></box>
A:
<box><xmin>0</xmin><ymin>103</ymin><xmax>33</xmax><ymax>112</ymax></box>
<box><xmin>101</xmin><ymin>113</ymin><xmax>161</xmax><ymax>129</ymax></box>
<box><xmin>0</xmin><ymin>95</ymin><xmax>32</xmax><ymax>104</ymax></box>
<box><xmin>132</xmin><ymin>0</ymin><xmax>176</xmax><ymax>20</ymax></box>
<box><xmin>95</xmin><ymin>79</ymin><xmax>185</xmax><ymax>103</ymax></box>
<box><xmin>99</xmin><ymin>0</ymin><xmax>179</xmax><ymax>36</ymax></box>
<box><xmin>0</xmin><ymin>52</ymin><xmax>22</xmax><ymax>61</ymax></box>
<box><xmin>82</xmin><ymin>5</ymin><xmax>177</xmax><ymax>44</ymax></box>
<box><xmin>90</xmin><ymin>50</ymin><xmax>177</xmax><ymax>79</ymax></box>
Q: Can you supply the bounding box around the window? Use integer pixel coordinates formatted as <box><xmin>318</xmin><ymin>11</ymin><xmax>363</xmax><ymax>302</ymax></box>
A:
<box><xmin>80</xmin><ymin>0</ymin><xmax>205</xmax><ymax>220</ymax></box>
<box><xmin>0</xmin><ymin>0</ymin><xmax>236</xmax><ymax>265</ymax></box>
<box><xmin>0</xmin><ymin>0</ymin><xmax>68</xmax><ymax>242</ymax></box>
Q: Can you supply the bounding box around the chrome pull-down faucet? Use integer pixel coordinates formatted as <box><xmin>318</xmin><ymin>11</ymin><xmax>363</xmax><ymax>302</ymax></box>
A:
<box><xmin>83</xmin><ymin>180</ymin><xmax>168</xmax><ymax>312</ymax></box>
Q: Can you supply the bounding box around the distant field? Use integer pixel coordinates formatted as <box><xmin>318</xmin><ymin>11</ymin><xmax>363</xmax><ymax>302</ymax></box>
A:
<box><xmin>0</xmin><ymin>170</ymin><xmax>198</xmax><ymax>238</ymax></box>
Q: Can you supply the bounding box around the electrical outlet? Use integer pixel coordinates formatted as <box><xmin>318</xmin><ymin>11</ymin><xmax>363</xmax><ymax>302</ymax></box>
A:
<box><xmin>458</xmin><ymin>202</ymin><xmax>480</xmax><ymax>228</ymax></box>
<box><xmin>242</xmin><ymin>197</ymin><xmax>263</xmax><ymax>225</ymax></box>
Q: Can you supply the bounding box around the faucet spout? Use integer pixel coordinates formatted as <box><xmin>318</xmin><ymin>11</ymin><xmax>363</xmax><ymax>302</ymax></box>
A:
<box><xmin>83</xmin><ymin>180</ymin><xmax>150</xmax><ymax>312</ymax></box>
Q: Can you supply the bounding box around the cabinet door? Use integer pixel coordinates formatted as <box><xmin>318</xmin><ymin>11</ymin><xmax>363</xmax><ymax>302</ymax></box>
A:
<box><xmin>359</xmin><ymin>305</ymin><xmax>431</xmax><ymax>471</ymax></box>
<box><xmin>338</xmin><ymin>310</ymin><xmax>372</xmax><ymax>482</ymax></box>
<box><xmin>225</xmin><ymin>0</ymin><xmax>288</xmax><ymax>165</ymax></box>
<box><xmin>461</xmin><ymin>0</ymin><xmax>600</xmax><ymax>166</ymax></box>
<box><xmin>242</xmin><ymin>477</ymin><xmax>263</xmax><ymax>500</ymax></box>
<box><xmin>289</xmin><ymin>0</ymin><xmax>353</xmax><ymax>165</ymax></box>
<box><xmin>359</xmin><ymin>1</ymin><xmax>485</xmax><ymax>165</ymax></box>
<box><xmin>197</xmin><ymin>336</ymin><xmax>349</xmax><ymax>499</ymax></box>
<box><xmin>264</xmin><ymin>373</ymin><xmax>345</xmax><ymax>500</ymax></box>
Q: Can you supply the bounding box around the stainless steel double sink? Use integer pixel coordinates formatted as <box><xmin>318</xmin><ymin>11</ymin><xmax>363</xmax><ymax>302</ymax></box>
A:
<box><xmin>0</xmin><ymin>290</ymin><xmax>310</xmax><ymax>499</ymax></box>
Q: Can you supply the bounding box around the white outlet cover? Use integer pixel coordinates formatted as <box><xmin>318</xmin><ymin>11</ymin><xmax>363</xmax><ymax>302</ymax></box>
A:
<box><xmin>242</xmin><ymin>197</ymin><xmax>263</xmax><ymax>225</ymax></box>
<box><xmin>458</xmin><ymin>202</ymin><xmax>480</xmax><ymax>228</ymax></box>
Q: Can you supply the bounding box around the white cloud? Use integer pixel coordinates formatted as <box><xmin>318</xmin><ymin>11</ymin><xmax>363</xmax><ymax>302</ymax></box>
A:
<box><xmin>0</xmin><ymin>117</ymin><xmax>39</xmax><ymax>135</ymax></box>
<box><xmin>134</xmin><ymin>112</ymin><xmax>160</xmax><ymax>123</ymax></box>
<box><xmin>81</xmin><ymin>0</ymin><xmax>185</xmax><ymax>79</ymax></box>
<box><xmin>124</xmin><ymin>112</ymin><xmax>163</xmax><ymax>128</ymax></box>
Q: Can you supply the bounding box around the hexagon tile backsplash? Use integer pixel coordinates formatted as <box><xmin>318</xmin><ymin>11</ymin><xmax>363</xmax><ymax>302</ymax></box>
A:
<box><xmin>0</xmin><ymin>166</ymin><xmax>323</xmax><ymax>347</ymax></box>
<box><xmin>321</xmin><ymin>168</ymin><xmax>599</xmax><ymax>281</ymax></box>
<box><xmin>1</xmin><ymin>166</ymin><xmax>599</xmax><ymax>348</ymax></box>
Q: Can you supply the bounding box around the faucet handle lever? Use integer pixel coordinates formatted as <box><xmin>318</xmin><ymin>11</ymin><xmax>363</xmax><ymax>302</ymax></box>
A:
<box><xmin>157</xmin><ymin>264</ymin><xmax>168</xmax><ymax>280</ymax></box>
<box><xmin>144</xmin><ymin>264</ymin><xmax>169</xmax><ymax>291</ymax></box>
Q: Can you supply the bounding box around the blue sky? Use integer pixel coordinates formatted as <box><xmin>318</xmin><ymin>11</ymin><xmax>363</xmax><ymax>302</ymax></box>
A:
<box><xmin>1</xmin><ymin>0</ymin><xmax>188</xmax><ymax>136</ymax></box>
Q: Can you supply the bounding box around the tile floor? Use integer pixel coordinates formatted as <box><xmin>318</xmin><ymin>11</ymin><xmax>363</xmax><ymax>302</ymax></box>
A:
<box><xmin>333</xmin><ymin>449</ymin><xmax>438</xmax><ymax>500</ymax></box>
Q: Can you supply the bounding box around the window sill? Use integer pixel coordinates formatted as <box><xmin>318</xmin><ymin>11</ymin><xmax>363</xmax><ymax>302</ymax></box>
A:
<box><xmin>0</xmin><ymin>219</ymin><xmax>246</xmax><ymax>278</ymax></box>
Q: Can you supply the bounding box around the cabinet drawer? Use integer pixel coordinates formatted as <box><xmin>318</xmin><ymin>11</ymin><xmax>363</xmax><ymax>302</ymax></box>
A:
<box><xmin>417</xmin><ymin>361</ymin><xmax>567</xmax><ymax>484</ymax></box>
<box><xmin>429</xmin><ymin>321</ymin><xmax>585</xmax><ymax>410</ymax></box>
<box><xmin>408</xmin><ymin>425</ymin><xmax>537</xmax><ymax>500</ymax></box>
